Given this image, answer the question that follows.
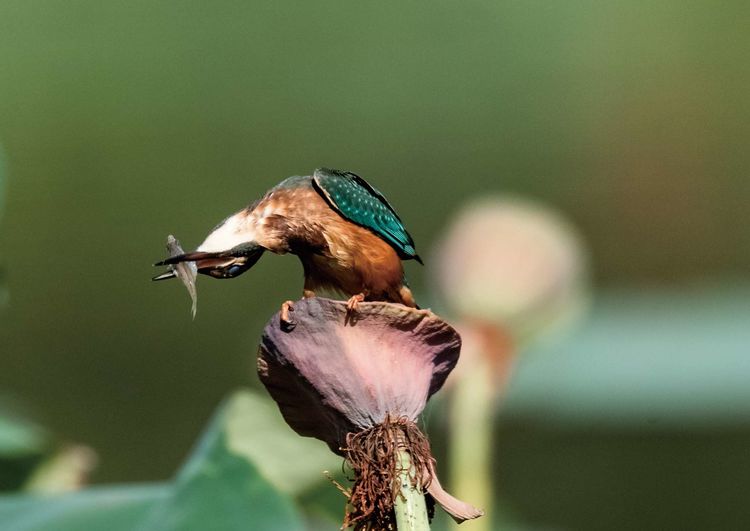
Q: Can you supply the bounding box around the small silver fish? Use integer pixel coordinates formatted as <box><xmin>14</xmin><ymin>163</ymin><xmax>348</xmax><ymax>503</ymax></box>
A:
<box><xmin>153</xmin><ymin>235</ymin><xmax>198</xmax><ymax>319</ymax></box>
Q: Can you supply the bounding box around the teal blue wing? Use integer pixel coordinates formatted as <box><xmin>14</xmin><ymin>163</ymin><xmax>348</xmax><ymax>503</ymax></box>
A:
<box><xmin>312</xmin><ymin>168</ymin><xmax>422</xmax><ymax>263</ymax></box>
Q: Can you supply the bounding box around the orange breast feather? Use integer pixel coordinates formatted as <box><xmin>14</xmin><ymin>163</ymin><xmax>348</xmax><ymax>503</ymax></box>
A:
<box><xmin>309</xmin><ymin>213</ymin><xmax>405</xmax><ymax>302</ymax></box>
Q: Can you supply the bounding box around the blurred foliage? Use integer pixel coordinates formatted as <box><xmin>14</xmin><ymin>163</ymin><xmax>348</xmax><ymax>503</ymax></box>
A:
<box><xmin>0</xmin><ymin>143</ymin><xmax>4</xmax><ymax>216</ymax></box>
<box><xmin>503</xmin><ymin>286</ymin><xmax>750</xmax><ymax>427</ymax></box>
<box><xmin>496</xmin><ymin>286</ymin><xmax>750</xmax><ymax>530</ymax></box>
<box><xmin>0</xmin><ymin>143</ymin><xmax>6</xmax><ymax>307</ymax></box>
<box><xmin>0</xmin><ymin>390</ymin><xmax>310</xmax><ymax>531</ymax></box>
<box><xmin>23</xmin><ymin>444</ymin><xmax>97</xmax><ymax>494</ymax></box>
<box><xmin>0</xmin><ymin>412</ymin><xmax>51</xmax><ymax>491</ymax></box>
<box><xmin>219</xmin><ymin>390</ymin><xmax>340</xmax><ymax>496</ymax></box>
<box><xmin>0</xmin><ymin>484</ymin><xmax>170</xmax><ymax>531</ymax></box>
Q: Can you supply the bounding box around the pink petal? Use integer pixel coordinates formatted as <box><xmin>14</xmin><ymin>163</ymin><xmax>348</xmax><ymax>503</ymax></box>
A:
<box><xmin>426</xmin><ymin>461</ymin><xmax>484</xmax><ymax>523</ymax></box>
<box><xmin>257</xmin><ymin>297</ymin><xmax>460</xmax><ymax>453</ymax></box>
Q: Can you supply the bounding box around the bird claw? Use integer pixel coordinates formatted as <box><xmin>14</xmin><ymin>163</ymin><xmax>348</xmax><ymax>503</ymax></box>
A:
<box><xmin>344</xmin><ymin>294</ymin><xmax>365</xmax><ymax>326</ymax></box>
<box><xmin>345</xmin><ymin>293</ymin><xmax>365</xmax><ymax>313</ymax></box>
<box><xmin>280</xmin><ymin>300</ymin><xmax>296</xmax><ymax>330</ymax></box>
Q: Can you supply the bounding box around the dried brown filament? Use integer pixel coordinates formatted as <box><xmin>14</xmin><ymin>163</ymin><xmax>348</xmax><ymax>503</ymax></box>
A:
<box><xmin>341</xmin><ymin>416</ymin><xmax>434</xmax><ymax>530</ymax></box>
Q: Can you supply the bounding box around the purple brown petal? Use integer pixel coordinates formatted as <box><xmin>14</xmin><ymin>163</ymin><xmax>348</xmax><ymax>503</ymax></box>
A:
<box><xmin>257</xmin><ymin>297</ymin><xmax>459</xmax><ymax>453</ymax></box>
<box><xmin>257</xmin><ymin>297</ymin><xmax>483</xmax><ymax>524</ymax></box>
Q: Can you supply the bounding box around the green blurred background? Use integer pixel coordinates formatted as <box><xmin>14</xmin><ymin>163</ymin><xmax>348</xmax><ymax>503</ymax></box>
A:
<box><xmin>0</xmin><ymin>1</ymin><xmax>748</xmax><ymax>529</ymax></box>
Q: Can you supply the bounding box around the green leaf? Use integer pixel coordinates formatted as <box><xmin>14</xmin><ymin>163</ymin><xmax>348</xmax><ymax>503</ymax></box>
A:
<box><xmin>138</xmin><ymin>391</ymin><xmax>303</xmax><ymax>531</ymax></box>
<box><xmin>221</xmin><ymin>389</ymin><xmax>340</xmax><ymax>495</ymax></box>
<box><xmin>0</xmin><ymin>407</ymin><xmax>96</xmax><ymax>494</ymax></box>
<box><xmin>0</xmin><ymin>416</ymin><xmax>49</xmax><ymax>459</ymax></box>
<box><xmin>0</xmin><ymin>484</ymin><xmax>169</xmax><ymax>531</ymax></box>
<box><xmin>0</xmin><ymin>390</ymin><xmax>305</xmax><ymax>530</ymax></box>
<box><xmin>503</xmin><ymin>286</ymin><xmax>750</xmax><ymax>427</ymax></box>
<box><xmin>222</xmin><ymin>390</ymin><xmax>346</xmax><ymax>529</ymax></box>
<box><xmin>0</xmin><ymin>414</ymin><xmax>52</xmax><ymax>491</ymax></box>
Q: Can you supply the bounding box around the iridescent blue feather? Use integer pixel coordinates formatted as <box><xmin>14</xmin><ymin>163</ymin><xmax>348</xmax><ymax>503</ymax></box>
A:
<box><xmin>312</xmin><ymin>168</ymin><xmax>422</xmax><ymax>263</ymax></box>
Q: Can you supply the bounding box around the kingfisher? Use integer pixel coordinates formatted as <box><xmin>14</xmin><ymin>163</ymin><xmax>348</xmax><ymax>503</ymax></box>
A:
<box><xmin>153</xmin><ymin>168</ymin><xmax>422</xmax><ymax>321</ymax></box>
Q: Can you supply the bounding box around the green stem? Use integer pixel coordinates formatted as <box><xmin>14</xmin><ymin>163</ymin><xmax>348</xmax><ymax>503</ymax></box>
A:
<box><xmin>449</xmin><ymin>355</ymin><xmax>493</xmax><ymax>531</ymax></box>
<box><xmin>394</xmin><ymin>448</ymin><xmax>430</xmax><ymax>531</ymax></box>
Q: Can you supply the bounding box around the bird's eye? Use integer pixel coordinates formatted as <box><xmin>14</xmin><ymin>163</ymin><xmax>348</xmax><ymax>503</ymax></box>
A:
<box><xmin>226</xmin><ymin>264</ymin><xmax>244</xmax><ymax>277</ymax></box>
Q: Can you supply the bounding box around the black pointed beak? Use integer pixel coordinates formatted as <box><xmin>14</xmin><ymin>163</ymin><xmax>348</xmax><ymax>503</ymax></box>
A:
<box><xmin>153</xmin><ymin>242</ymin><xmax>266</xmax><ymax>279</ymax></box>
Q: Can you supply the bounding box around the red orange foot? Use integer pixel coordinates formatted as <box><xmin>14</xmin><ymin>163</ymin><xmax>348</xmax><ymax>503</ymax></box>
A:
<box><xmin>346</xmin><ymin>293</ymin><xmax>365</xmax><ymax>313</ymax></box>
<box><xmin>280</xmin><ymin>300</ymin><xmax>295</xmax><ymax>328</ymax></box>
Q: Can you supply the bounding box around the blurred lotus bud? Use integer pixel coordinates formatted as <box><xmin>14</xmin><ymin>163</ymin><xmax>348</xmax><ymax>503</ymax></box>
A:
<box><xmin>432</xmin><ymin>196</ymin><xmax>590</xmax><ymax>345</ymax></box>
<box><xmin>435</xmin><ymin>198</ymin><xmax>591</xmax><ymax>529</ymax></box>
<box><xmin>257</xmin><ymin>297</ymin><xmax>482</xmax><ymax>528</ymax></box>
<box><xmin>24</xmin><ymin>444</ymin><xmax>98</xmax><ymax>493</ymax></box>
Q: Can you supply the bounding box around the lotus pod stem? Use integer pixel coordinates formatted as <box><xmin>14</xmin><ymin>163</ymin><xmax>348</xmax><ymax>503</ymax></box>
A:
<box><xmin>394</xmin><ymin>448</ymin><xmax>430</xmax><ymax>531</ymax></box>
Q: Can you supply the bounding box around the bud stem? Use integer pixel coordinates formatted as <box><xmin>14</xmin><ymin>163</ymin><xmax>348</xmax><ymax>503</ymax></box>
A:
<box><xmin>449</xmin><ymin>355</ymin><xmax>494</xmax><ymax>531</ymax></box>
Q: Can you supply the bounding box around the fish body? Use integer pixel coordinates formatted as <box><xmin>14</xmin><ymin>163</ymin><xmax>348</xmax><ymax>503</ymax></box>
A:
<box><xmin>153</xmin><ymin>235</ymin><xmax>198</xmax><ymax>318</ymax></box>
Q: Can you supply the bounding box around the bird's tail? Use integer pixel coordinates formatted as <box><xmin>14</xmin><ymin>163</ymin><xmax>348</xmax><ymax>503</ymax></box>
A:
<box><xmin>153</xmin><ymin>242</ymin><xmax>265</xmax><ymax>280</ymax></box>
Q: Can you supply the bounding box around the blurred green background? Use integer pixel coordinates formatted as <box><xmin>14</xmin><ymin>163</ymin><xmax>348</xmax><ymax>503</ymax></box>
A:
<box><xmin>0</xmin><ymin>1</ymin><xmax>748</xmax><ymax>529</ymax></box>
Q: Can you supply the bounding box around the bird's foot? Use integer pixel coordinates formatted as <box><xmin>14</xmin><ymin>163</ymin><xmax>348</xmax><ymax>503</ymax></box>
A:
<box><xmin>345</xmin><ymin>293</ymin><xmax>365</xmax><ymax>315</ymax></box>
<box><xmin>344</xmin><ymin>293</ymin><xmax>365</xmax><ymax>326</ymax></box>
<box><xmin>280</xmin><ymin>300</ymin><xmax>296</xmax><ymax>330</ymax></box>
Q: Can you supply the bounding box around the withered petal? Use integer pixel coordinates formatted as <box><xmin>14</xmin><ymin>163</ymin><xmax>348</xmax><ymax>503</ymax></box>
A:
<box><xmin>257</xmin><ymin>297</ymin><xmax>460</xmax><ymax>453</ymax></box>
<box><xmin>426</xmin><ymin>461</ymin><xmax>484</xmax><ymax>522</ymax></box>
